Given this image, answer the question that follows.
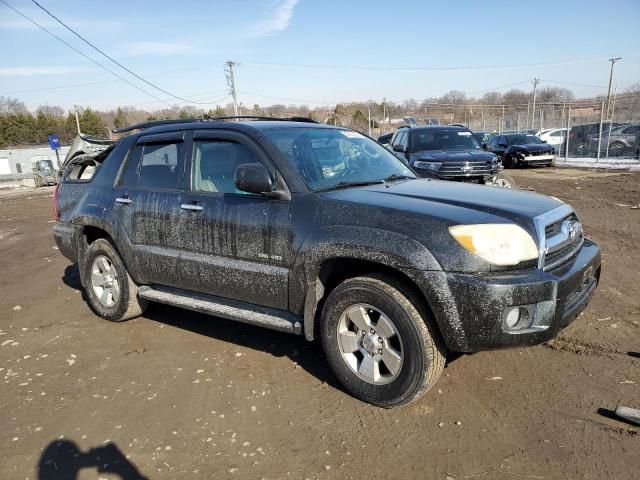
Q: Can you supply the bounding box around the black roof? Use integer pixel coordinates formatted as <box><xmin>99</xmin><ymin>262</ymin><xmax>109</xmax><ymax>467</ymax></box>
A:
<box><xmin>112</xmin><ymin>116</ymin><xmax>330</xmax><ymax>135</ymax></box>
<box><xmin>398</xmin><ymin>125</ymin><xmax>471</xmax><ymax>132</ymax></box>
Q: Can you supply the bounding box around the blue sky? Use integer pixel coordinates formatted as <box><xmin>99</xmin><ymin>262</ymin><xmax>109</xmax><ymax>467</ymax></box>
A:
<box><xmin>0</xmin><ymin>0</ymin><xmax>639</xmax><ymax>111</ymax></box>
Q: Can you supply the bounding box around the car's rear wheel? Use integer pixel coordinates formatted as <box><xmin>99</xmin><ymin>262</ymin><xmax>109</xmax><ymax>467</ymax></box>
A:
<box><xmin>320</xmin><ymin>275</ymin><xmax>446</xmax><ymax>407</ymax></box>
<box><xmin>82</xmin><ymin>238</ymin><xmax>147</xmax><ymax>322</ymax></box>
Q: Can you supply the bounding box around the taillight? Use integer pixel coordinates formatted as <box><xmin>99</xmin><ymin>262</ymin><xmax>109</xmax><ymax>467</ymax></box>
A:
<box><xmin>53</xmin><ymin>183</ymin><xmax>60</xmax><ymax>220</ymax></box>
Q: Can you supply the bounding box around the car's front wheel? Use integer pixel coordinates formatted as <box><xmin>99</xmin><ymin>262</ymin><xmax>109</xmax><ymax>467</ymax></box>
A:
<box><xmin>320</xmin><ymin>275</ymin><xmax>446</xmax><ymax>407</ymax></box>
<box><xmin>82</xmin><ymin>238</ymin><xmax>147</xmax><ymax>322</ymax></box>
<box><xmin>487</xmin><ymin>172</ymin><xmax>517</xmax><ymax>189</ymax></box>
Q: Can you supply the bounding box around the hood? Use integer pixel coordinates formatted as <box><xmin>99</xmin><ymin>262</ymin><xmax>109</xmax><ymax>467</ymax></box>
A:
<box><xmin>411</xmin><ymin>149</ymin><xmax>496</xmax><ymax>162</ymax></box>
<box><xmin>320</xmin><ymin>178</ymin><xmax>562</xmax><ymax>228</ymax></box>
<box><xmin>508</xmin><ymin>143</ymin><xmax>552</xmax><ymax>153</ymax></box>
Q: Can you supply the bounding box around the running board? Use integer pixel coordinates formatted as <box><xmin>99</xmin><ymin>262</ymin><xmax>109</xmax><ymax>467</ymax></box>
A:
<box><xmin>138</xmin><ymin>286</ymin><xmax>303</xmax><ymax>335</ymax></box>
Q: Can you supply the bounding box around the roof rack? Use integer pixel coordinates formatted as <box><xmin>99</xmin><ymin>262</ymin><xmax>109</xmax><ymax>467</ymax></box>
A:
<box><xmin>112</xmin><ymin>115</ymin><xmax>318</xmax><ymax>134</ymax></box>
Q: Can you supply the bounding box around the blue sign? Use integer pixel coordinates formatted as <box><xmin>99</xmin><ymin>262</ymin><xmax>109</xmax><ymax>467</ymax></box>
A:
<box><xmin>48</xmin><ymin>134</ymin><xmax>60</xmax><ymax>151</ymax></box>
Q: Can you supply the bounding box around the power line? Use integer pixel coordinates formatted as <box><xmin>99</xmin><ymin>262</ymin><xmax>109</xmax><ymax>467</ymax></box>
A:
<box><xmin>542</xmin><ymin>79</ymin><xmax>607</xmax><ymax>89</ymax></box>
<box><xmin>29</xmin><ymin>0</ymin><xmax>215</xmax><ymax>105</ymax></box>
<box><xmin>0</xmin><ymin>66</ymin><xmax>225</xmax><ymax>96</ymax></box>
<box><xmin>242</xmin><ymin>57</ymin><xmax>614</xmax><ymax>72</ymax></box>
<box><xmin>0</xmin><ymin>0</ymin><xmax>171</xmax><ymax>105</ymax></box>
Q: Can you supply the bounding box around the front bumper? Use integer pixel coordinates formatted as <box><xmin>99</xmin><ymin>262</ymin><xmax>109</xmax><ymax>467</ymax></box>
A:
<box><xmin>413</xmin><ymin>239</ymin><xmax>601</xmax><ymax>352</ymax></box>
<box><xmin>520</xmin><ymin>154</ymin><xmax>555</xmax><ymax>164</ymax></box>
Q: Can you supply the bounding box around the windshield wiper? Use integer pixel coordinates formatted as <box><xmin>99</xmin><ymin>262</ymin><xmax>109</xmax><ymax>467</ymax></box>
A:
<box><xmin>316</xmin><ymin>180</ymin><xmax>385</xmax><ymax>192</ymax></box>
<box><xmin>382</xmin><ymin>174</ymin><xmax>414</xmax><ymax>182</ymax></box>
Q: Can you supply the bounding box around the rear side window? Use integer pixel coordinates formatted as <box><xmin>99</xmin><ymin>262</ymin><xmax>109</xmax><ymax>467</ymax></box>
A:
<box><xmin>119</xmin><ymin>141</ymin><xmax>184</xmax><ymax>189</ymax></box>
<box><xmin>139</xmin><ymin>143</ymin><xmax>182</xmax><ymax>189</ymax></box>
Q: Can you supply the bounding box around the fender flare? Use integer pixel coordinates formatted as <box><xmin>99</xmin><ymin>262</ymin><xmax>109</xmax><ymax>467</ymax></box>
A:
<box><xmin>291</xmin><ymin>226</ymin><xmax>443</xmax><ymax>340</ymax></box>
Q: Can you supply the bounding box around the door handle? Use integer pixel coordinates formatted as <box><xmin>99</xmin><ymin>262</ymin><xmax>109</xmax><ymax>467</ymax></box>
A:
<box><xmin>115</xmin><ymin>197</ymin><xmax>132</xmax><ymax>204</ymax></box>
<box><xmin>181</xmin><ymin>204</ymin><xmax>203</xmax><ymax>211</ymax></box>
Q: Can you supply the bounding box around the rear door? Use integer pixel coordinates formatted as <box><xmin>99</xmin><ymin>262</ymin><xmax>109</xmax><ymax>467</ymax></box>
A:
<box><xmin>178</xmin><ymin>130</ymin><xmax>291</xmax><ymax>310</ymax></box>
<box><xmin>114</xmin><ymin>131</ymin><xmax>187</xmax><ymax>288</ymax></box>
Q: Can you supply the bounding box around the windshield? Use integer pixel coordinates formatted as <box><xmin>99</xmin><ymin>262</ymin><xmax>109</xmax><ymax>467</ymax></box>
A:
<box><xmin>506</xmin><ymin>134</ymin><xmax>542</xmax><ymax>145</ymax></box>
<box><xmin>263</xmin><ymin>127</ymin><xmax>415</xmax><ymax>191</ymax></box>
<box><xmin>411</xmin><ymin>129</ymin><xmax>481</xmax><ymax>152</ymax></box>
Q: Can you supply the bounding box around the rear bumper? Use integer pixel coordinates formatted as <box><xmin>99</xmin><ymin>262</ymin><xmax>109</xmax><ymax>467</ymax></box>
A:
<box><xmin>52</xmin><ymin>222</ymin><xmax>81</xmax><ymax>262</ymax></box>
<box><xmin>413</xmin><ymin>240</ymin><xmax>601</xmax><ymax>352</ymax></box>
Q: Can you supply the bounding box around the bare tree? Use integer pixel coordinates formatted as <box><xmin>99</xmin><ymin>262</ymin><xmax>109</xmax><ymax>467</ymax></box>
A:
<box><xmin>502</xmin><ymin>89</ymin><xmax>529</xmax><ymax>105</ymax></box>
<box><xmin>481</xmin><ymin>92</ymin><xmax>503</xmax><ymax>105</ymax></box>
<box><xmin>439</xmin><ymin>90</ymin><xmax>467</xmax><ymax>105</ymax></box>
<box><xmin>0</xmin><ymin>96</ymin><xmax>27</xmax><ymax>114</ymax></box>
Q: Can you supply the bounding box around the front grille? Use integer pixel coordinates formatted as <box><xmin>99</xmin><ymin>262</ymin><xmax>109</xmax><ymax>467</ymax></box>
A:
<box><xmin>544</xmin><ymin>235</ymin><xmax>583</xmax><ymax>270</ymax></box>
<box><xmin>438</xmin><ymin>161</ymin><xmax>493</xmax><ymax>177</ymax></box>
<box><xmin>545</xmin><ymin>213</ymin><xmax>578</xmax><ymax>237</ymax></box>
<box><xmin>539</xmin><ymin>212</ymin><xmax>583</xmax><ymax>270</ymax></box>
<box><xmin>526</xmin><ymin>150</ymin><xmax>552</xmax><ymax>157</ymax></box>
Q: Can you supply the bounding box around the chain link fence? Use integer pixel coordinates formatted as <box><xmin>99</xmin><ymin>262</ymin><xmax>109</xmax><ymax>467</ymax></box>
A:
<box><xmin>299</xmin><ymin>94</ymin><xmax>640</xmax><ymax>160</ymax></box>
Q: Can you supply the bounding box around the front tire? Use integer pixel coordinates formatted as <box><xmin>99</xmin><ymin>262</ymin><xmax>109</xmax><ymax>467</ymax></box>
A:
<box><xmin>82</xmin><ymin>238</ymin><xmax>147</xmax><ymax>322</ymax></box>
<box><xmin>320</xmin><ymin>275</ymin><xmax>446</xmax><ymax>407</ymax></box>
<box><xmin>488</xmin><ymin>172</ymin><xmax>517</xmax><ymax>189</ymax></box>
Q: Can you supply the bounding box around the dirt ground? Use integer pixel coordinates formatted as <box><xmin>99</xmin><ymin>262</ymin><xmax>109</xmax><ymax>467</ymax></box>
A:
<box><xmin>1</xmin><ymin>168</ymin><xmax>638</xmax><ymax>480</ymax></box>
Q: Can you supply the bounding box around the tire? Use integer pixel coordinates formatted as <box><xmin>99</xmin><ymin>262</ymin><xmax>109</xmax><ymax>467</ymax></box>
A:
<box><xmin>489</xmin><ymin>172</ymin><xmax>517</xmax><ymax>189</ymax></box>
<box><xmin>502</xmin><ymin>155</ymin><xmax>513</xmax><ymax>168</ymax></box>
<box><xmin>82</xmin><ymin>238</ymin><xmax>147</xmax><ymax>322</ymax></box>
<box><xmin>608</xmin><ymin>142</ymin><xmax>627</xmax><ymax>157</ymax></box>
<box><xmin>320</xmin><ymin>275</ymin><xmax>446</xmax><ymax>408</ymax></box>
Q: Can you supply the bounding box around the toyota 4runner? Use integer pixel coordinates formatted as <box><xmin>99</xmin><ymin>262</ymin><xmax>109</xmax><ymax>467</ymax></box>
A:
<box><xmin>53</xmin><ymin>117</ymin><xmax>601</xmax><ymax>407</ymax></box>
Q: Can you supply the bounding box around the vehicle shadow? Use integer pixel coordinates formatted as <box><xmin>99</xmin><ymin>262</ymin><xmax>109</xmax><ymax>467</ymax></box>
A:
<box><xmin>62</xmin><ymin>263</ymin><xmax>462</xmax><ymax>395</ymax></box>
<box><xmin>38</xmin><ymin>439</ymin><xmax>147</xmax><ymax>480</ymax></box>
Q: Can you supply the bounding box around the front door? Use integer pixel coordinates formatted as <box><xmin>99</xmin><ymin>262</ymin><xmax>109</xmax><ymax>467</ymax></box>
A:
<box><xmin>178</xmin><ymin>130</ymin><xmax>291</xmax><ymax>310</ymax></box>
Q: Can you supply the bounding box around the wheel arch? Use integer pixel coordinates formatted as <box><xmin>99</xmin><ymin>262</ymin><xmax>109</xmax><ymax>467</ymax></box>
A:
<box><xmin>301</xmin><ymin>256</ymin><xmax>445</xmax><ymax>346</ymax></box>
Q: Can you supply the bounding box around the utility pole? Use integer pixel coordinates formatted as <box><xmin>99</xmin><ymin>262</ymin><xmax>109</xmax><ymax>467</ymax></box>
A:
<box><xmin>605</xmin><ymin>57</ymin><xmax>621</xmax><ymax>120</ymax></box>
<box><xmin>225</xmin><ymin>60</ymin><xmax>240</xmax><ymax>117</ymax></box>
<box><xmin>531</xmin><ymin>78</ymin><xmax>540</xmax><ymax>131</ymax></box>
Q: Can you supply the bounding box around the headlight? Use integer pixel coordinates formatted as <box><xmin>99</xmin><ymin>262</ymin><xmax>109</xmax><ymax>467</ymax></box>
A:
<box><xmin>414</xmin><ymin>160</ymin><xmax>442</xmax><ymax>171</ymax></box>
<box><xmin>449</xmin><ymin>224</ymin><xmax>538</xmax><ymax>266</ymax></box>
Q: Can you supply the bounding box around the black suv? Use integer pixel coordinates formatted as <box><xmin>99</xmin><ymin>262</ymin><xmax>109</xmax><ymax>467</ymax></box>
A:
<box><xmin>488</xmin><ymin>133</ymin><xmax>556</xmax><ymax>167</ymax></box>
<box><xmin>389</xmin><ymin>125</ymin><xmax>516</xmax><ymax>188</ymax></box>
<box><xmin>53</xmin><ymin>117</ymin><xmax>600</xmax><ymax>407</ymax></box>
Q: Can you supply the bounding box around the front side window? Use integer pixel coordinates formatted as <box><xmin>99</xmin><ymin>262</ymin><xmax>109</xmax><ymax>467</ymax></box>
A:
<box><xmin>263</xmin><ymin>127</ymin><xmax>415</xmax><ymax>191</ymax></box>
<box><xmin>192</xmin><ymin>140</ymin><xmax>258</xmax><ymax>194</ymax></box>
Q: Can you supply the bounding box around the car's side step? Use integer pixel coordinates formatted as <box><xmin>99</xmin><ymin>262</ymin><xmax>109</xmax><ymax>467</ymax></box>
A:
<box><xmin>138</xmin><ymin>286</ymin><xmax>303</xmax><ymax>335</ymax></box>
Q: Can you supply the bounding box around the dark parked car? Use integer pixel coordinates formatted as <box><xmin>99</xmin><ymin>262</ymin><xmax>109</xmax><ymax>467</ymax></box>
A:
<box><xmin>487</xmin><ymin>133</ymin><xmax>555</xmax><ymax>167</ymax></box>
<box><xmin>389</xmin><ymin>125</ymin><xmax>516</xmax><ymax>188</ymax></box>
<box><xmin>567</xmin><ymin>122</ymin><xmax>624</xmax><ymax>156</ymax></box>
<box><xmin>53</xmin><ymin>117</ymin><xmax>600</xmax><ymax>407</ymax></box>
<box><xmin>589</xmin><ymin>124</ymin><xmax>639</xmax><ymax>157</ymax></box>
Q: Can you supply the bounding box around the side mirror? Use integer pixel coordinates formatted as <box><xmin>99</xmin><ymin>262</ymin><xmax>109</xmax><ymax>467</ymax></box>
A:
<box><xmin>234</xmin><ymin>163</ymin><xmax>273</xmax><ymax>195</ymax></box>
<box><xmin>392</xmin><ymin>144</ymin><xmax>407</xmax><ymax>153</ymax></box>
<box><xmin>482</xmin><ymin>142</ymin><xmax>488</xmax><ymax>150</ymax></box>
<box><xmin>498</xmin><ymin>142</ymin><xmax>508</xmax><ymax>148</ymax></box>
<box><xmin>541</xmin><ymin>140</ymin><xmax>548</xmax><ymax>144</ymax></box>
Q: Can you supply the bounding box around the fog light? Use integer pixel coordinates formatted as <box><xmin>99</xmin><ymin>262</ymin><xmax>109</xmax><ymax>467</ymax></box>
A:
<box><xmin>505</xmin><ymin>307</ymin><xmax>521</xmax><ymax>328</ymax></box>
<box><xmin>503</xmin><ymin>306</ymin><xmax>531</xmax><ymax>330</ymax></box>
